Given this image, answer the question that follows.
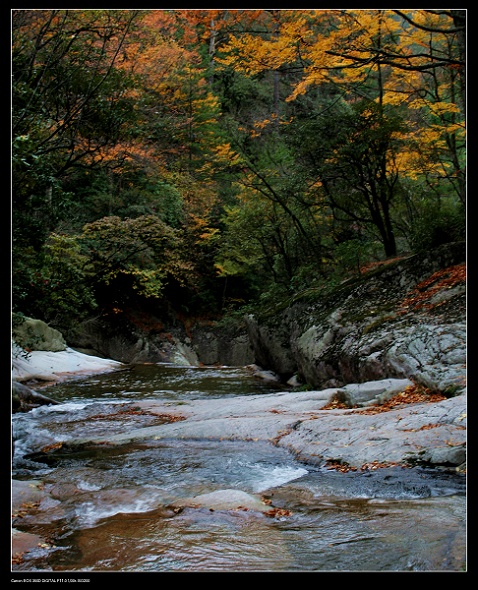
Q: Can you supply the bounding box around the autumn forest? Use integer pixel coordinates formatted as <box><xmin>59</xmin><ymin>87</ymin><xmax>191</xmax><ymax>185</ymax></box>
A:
<box><xmin>11</xmin><ymin>9</ymin><xmax>466</xmax><ymax>336</ymax></box>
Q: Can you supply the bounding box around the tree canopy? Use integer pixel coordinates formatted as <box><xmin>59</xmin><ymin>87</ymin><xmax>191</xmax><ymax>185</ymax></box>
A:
<box><xmin>11</xmin><ymin>9</ymin><xmax>466</xmax><ymax>331</ymax></box>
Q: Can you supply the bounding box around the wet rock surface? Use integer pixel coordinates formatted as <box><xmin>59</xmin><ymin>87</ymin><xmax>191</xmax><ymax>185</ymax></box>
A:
<box><xmin>172</xmin><ymin>489</ymin><xmax>271</xmax><ymax>512</ymax></box>
<box><xmin>52</xmin><ymin>378</ymin><xmax>466</xmax><ymax>471</ymax></box>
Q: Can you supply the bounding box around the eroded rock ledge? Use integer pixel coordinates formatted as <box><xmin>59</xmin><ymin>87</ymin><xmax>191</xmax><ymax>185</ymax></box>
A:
<box><xmin>50</xmin><ymin>377</ymin><xmax>466</xmax><ymax>470</ymax></box>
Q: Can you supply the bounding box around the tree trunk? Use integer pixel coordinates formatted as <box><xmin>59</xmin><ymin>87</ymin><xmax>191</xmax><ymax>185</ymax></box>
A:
<box><xmin>450</xmin><ymin>9</ymin><xmax>466</xmax><ymax>113</ymax></box>
<box><xmin>208</xmin><ymin>18</ymin><xmax>217</xmax><ymax>85</ymax></box>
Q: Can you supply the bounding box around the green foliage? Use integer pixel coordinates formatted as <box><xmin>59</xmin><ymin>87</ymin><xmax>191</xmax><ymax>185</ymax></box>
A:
<box><xmin>334</xmin><ymin>239</ymin><xmax>376</xmax><ymax>275</ymax></box>
<box><xmin>63</xmin><ymin>171</ymin><xmax>185</xmax><ymax>230</ymax></box>
<box><xmin>215</xmin><ymin>203</ymin><xmax>269</xmax><ymax>279</ymax></box>
<box><xmin>12</xmin><ymin>312</ymin><xmax>27</xmax><ymax>330</ymax></box>
<box><xmin>38</xmin><ymin>233</ymin><xmax>97</xmax><ymax>329</ymax></box>
<box><xmin>215</xmin><ymin>67</ymin><xmax>276</xmax><ymax>122</ymax></box>
<box><xmin>408</xmin><ymin>201</ymin><xmax>466</xmax><ymax>253</ymax></box>
<box><xmin>290</xmin><ymin>99</ymin><xmax>407</xmax><ymax>257</ymax></box>
<box><xmin>80</xmin><ymin>215</ymin><xmax>192</xmax><ymax>307</ymax></box>
<box><xmin>112</xmin><ymin>182</ymin><xmax>185</xmax><ymax>228</ymax></box>
<box><xmin>12</xmin><ymin>232</ymin><xmax>97</xmax><ymax>331</ymax></box>
<box><xmin>11</xmin><ymin>243</ymin><xmax>46</xmax><ymax>316</ymax></box>
<box><xmin>153</xmin><ymin>181</ymin><xmax>185</xmax><ymax>228</ymax></box>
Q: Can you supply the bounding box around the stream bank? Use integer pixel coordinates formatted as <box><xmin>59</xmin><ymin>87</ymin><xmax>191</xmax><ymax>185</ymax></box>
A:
<box><xmin>48</xmin><ymin>242</ymin><xmax>466</xmax><ymax>399</ymax></box>
<box><xmin>244</xmin><ymin>241</ymin><xmax>466</xmax><ymax>394</ymax></box>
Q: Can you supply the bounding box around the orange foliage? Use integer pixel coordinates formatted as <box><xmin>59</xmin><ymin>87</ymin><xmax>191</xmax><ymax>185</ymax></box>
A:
<box><xmin>216</xmin><ymin>9</ymin><xmax>464</xmax><ymax>178</ymax></box>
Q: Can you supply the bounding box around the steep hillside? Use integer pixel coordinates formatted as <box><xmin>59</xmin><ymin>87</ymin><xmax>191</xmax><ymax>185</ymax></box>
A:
<box><xmin>245</xmin><ymin>241</ymin><xmax>466</xmax><ymax>395</ymax></box>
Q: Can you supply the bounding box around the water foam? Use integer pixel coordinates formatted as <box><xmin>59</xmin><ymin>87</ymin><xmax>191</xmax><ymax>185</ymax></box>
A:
<box><xmin>247</xmin><ymin>463</ymin><xmax>308</xmax><ymax>493</ymax></box>
<box><xmin>75</xmin><ymin>494</ymin><xmax>162</xmax><ymax>527</ymax></box>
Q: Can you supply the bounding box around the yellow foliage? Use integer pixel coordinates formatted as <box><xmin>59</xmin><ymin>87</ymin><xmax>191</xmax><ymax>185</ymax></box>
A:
<box><xmin>198</xmin><ymin>228</ymin><xmax>220</xmax><ymax>243</ymax></box>
<box><xmin>217</xmin><ymin>7</ymin><xmax>464</xmax><ymax>141</ymax></box>
<box><xmin>429</xmin><ymin>102</ymin><xmax>462</xmax><ymax>116</ymax></box>
<box><xmin>213</xmin><ymin>142</ymin><xmax>242</xmax><ymax>165</ymax></box>
<box><xmin>380</xmin><ymin>91</ymin><xmax>409</xmax><ymax>107</ymax></box>
<box><xmin>214</xmin><ymin>262</ymin><xmax>227</xmax><ymax>276</ymax></box>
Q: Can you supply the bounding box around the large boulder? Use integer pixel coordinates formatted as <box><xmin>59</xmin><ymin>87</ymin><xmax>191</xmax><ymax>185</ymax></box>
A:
<box><xmin>12</xmin><ymin>344</ymin><xmax>123</xmax><ymax>383</ymax></box>
<box><xmin>12</xmin><ymin>316</ymin><xmax>66</xmax><ymax>352</ymax></box>
<box><xmin>63</xmin><ymin>311</ymin><xmax>199</xmax><ymax>365</ymax></box>
<box><xmin>189</xmin><ymin>324</ymin><xmax>255</xmax><ymax>366</ymax></box>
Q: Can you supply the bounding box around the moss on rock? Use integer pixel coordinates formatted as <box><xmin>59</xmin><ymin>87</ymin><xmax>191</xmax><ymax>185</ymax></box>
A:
<box><xmin>12</xmin><ymin>315</ymin><xmax>67</xmax><ymax>352</ymax></box>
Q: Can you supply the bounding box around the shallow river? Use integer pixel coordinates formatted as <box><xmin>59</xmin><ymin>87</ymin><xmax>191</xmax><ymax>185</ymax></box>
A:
<box><xmin>12</xmin><ymin>364</ymin><xmax>466</xmax><ymax>573</ymax></box>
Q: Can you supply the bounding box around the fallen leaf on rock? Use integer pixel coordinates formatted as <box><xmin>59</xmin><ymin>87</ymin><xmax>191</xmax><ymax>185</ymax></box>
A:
<box><xmin>325</xmin><ymin>460</ymin><xmax>357</xmax><ymax>472</ymax></box>
<box><xmin>350</xmin><ymin>384</ymin><xmax>446</xmax><ymax>415</ymax></box>
<box><xmin>325</xmin><ymin>459</ymin><xmax>405</xmax><ymax>472</ymax></box>
<box><xmin>12</xmin><ymin>552</ymin><xmax>24</xmax><ymax>565</ymax></box>
<box><xmin>264</xmin><ymin>507</ymin><xmax>292</xmax><ymax>518</ymax></box>
<box><xmin>12</xmin><ymin>501</ymin><xmax>41</xmax><ymax>518</ymax></box>
<box><xmin>360</xmin><ymin>460</ymin><xmax>403</xmax><ymax>470</ymax></box>
<box><xmin>322</xmin><ymin>399</ymin><xmax>350</xmax><ymax>410</ymax></box>
<box><xmin>445</xmin><ymin>439</ymin><xmax>462</xmax><ymax>447</ymax></box>
<box><xmin>405</xmin><ymin>423</ymin><xmax>441</xmax><ymax>432</ymax></box>
<box><xmin>89</xmin><ymin>407</ymin><xmax>186</xmax><ymax>424</ymax></box>
<box><xmin>41</xmin><ymin>442</ymin><xmax>63</xmax><ymax>452</ymax></box>
<box><xmin>398</xmin><ymin>264</ymin><xmax>466</xmax><ymax>314</ymax></box>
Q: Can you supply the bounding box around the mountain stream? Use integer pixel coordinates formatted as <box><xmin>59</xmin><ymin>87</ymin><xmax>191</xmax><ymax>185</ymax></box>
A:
<box><xmin>12</xmin><ymin>364</ymin><xmax>466</xmax><ymax>573</ymax></box>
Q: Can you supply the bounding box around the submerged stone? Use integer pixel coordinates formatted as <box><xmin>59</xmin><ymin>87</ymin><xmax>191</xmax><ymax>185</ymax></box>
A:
<box><xmin>173</xmin><ymin>489</ymin><xmax>270</xmax><ymax>512</ymax></box>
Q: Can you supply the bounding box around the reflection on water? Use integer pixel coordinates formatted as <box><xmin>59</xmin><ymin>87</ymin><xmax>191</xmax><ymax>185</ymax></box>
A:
<box><xmin>43</xmin><ymin>364</ymin><xmax>283</xmax><ymax>403</ymax></box>
<box><xmin>12</xmin><ymin>364</ymin><xmax>466</xmax><ymax>572</ymax></box>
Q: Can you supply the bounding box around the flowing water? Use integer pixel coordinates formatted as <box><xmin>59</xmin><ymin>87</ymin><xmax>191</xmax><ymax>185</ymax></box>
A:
<box><xmin>12</xmin><ymin>364</ymin><xmax>466</xmax><ymax>573</ymax></box>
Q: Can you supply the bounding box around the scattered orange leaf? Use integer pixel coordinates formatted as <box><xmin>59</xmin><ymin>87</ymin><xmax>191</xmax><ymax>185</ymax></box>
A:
<box><xmin>12</xmin><ymin>552</ymin><xmax>25</xmax><ymax>565</ymax></box>
<box><xmin>264</xmin><ymin>507</ymin><xmax>292</xmax><ymax>518</ymax></box>
<box><xmin>41</xmin><ymin>442</ymin><xmax>63</xmax><ymax>453</ymax></box>
<box><xmin>360</xmin><ymin>256</ymin><xmax>406</xmax><ymax>274</ymax></box>
<box><xmin>322</xmin><ymin>399</ymin><xmax>350</xmax><ymax>410</ymax></box>
<box><xmin>325</xmin><ymin>459</ymin><xmax>406</xmax><ymax>472</ymax></box>
<box><xmin>350</xmin><ymin>384</ymin><xmax>446</xmax><ymax>415</ymax></box>
<box><xmin>399</xmin><ymin>263</ymin><xmax>465</xmax><ymax>314</ymax></box>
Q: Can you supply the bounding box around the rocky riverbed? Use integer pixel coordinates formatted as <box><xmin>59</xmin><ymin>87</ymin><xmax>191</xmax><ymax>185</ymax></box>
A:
<box><xmin>11</xmin><ymin>357</ymin><xmax>467</xmax><ymax>572</ymax></box>
<box><xmin>51</xmin><ymin>374</ymin><xmax>466</xmax><ymax>471</ymax></box>
<box><xmin>12</xmin><ymin>346</ymin><xmax>467</xmax><ymax>473</ymax></box>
